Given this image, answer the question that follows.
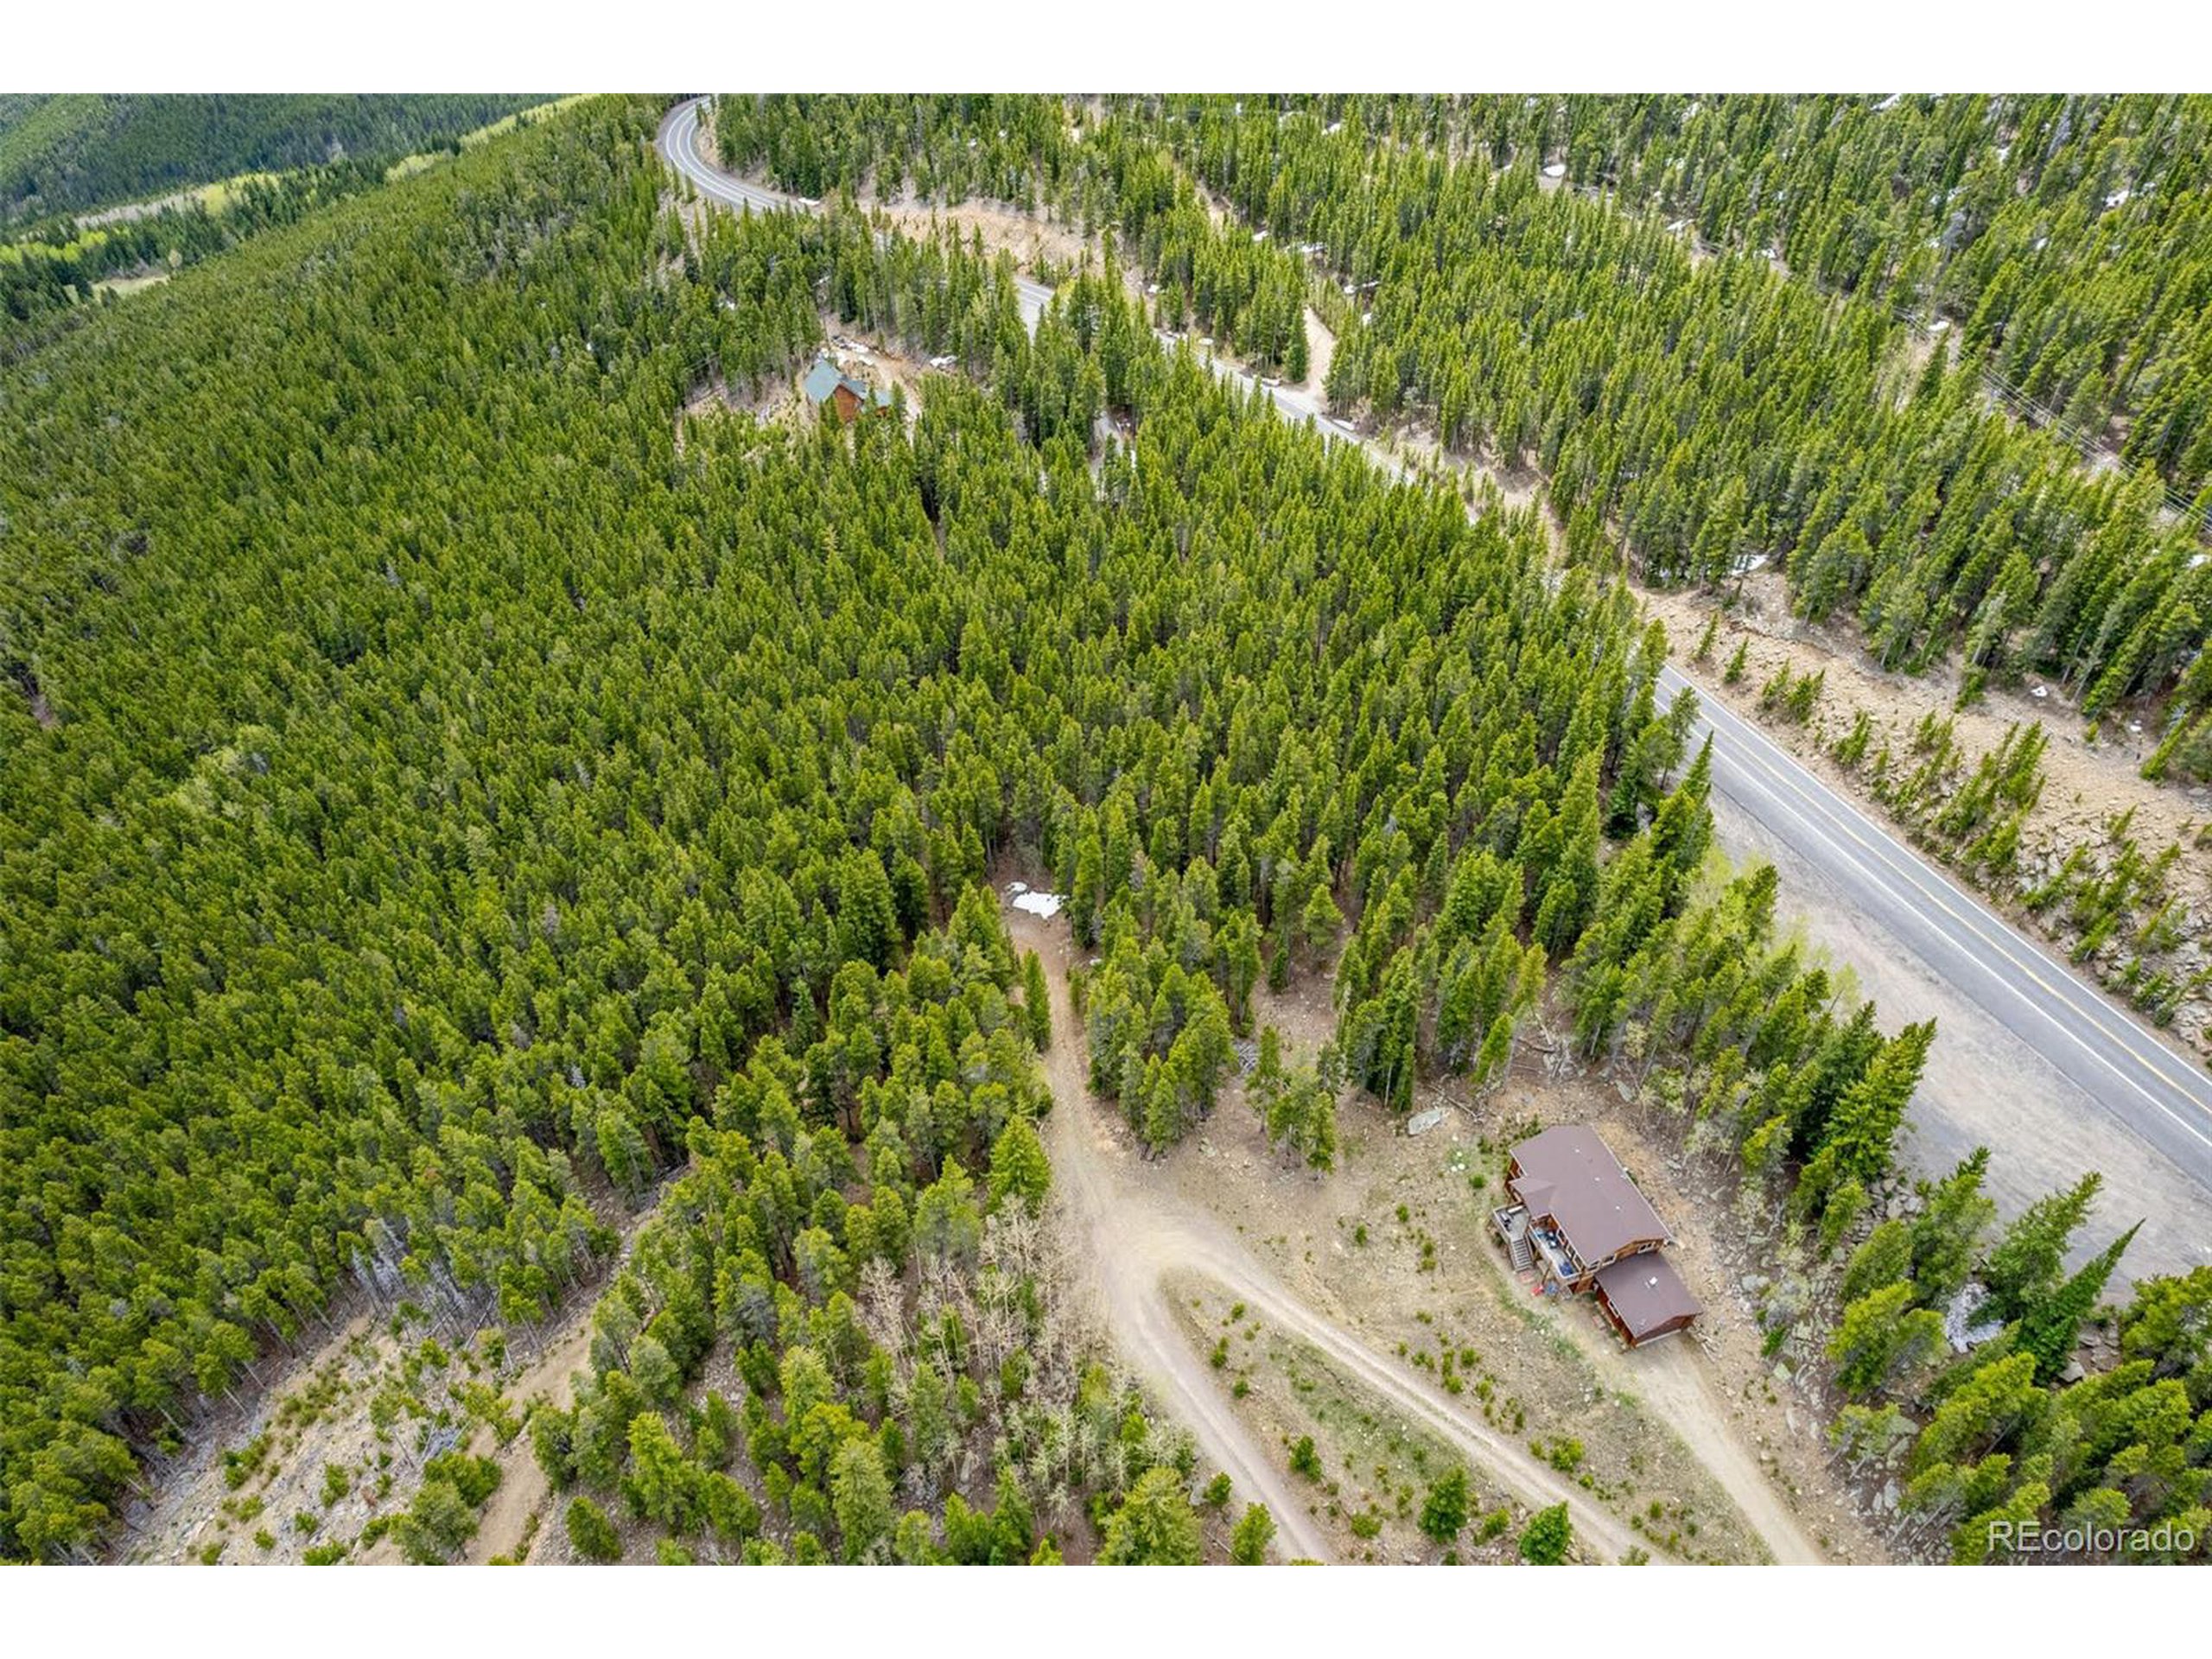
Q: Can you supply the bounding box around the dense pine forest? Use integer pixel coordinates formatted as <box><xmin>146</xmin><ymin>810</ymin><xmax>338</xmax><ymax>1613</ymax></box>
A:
<box><xmin>2</xmin><ymin>92</ymin><xmax>2208</xmax><ymax>1565</ymax></box>
<box><xmin>1351</xmin><ymin>94</ymin><xmax>2212</xmax><ymax>499</ymax></box>
<box><xmin>718</xmin><ymin>93</ymin><xmax>2212</xmax><ymax>785</ymax></box>
<box><xmin>0</xmin><ymin>163</ymin><xmax>402</xmax><ymax>346</ymax></box>
<box><xmin>0</xmin><ymin>94</ymin><xmax>542</xmax><ymax>220</ymax></box>
<box><xmin>0</xmin><ymin>92</ymin><xmax>1652</xmax><ymax>1560</ymax></box>
<box><xmin>0</xmin><ymin>97</ymin><xmax>565</xmax><ymax>357</ymax></box>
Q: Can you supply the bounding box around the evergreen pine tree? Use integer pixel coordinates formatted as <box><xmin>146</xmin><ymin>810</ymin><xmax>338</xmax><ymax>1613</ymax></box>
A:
<box><xmin>2019</xmin><ymin>1222</ymin><xmax>2139</xmax><ymax>1383</ymax></box>
<box><xmin>1230</xmin><ymin>1502</ymin><xmax>1275</xmax><ymax>1564</ymax></box>
<box><xmin>1982</xmin><ymin>1172</ymin><xmax>2102</xmax><ymax>1324</ymax></box>
<box><xmin>1021</xmin><ymin>951</ymin><xmax>1052</xmax><ymax>1051</ymax></box>
<box><xmin>1817</xmin><ymin>1020</ymin><xmax>1936</xmax><ymax>1184</ymax></box>
<box><xmin>1910</xmin><ymin>1148</ymin><xmax>1998</xmax><ymax>1307</ymax></box>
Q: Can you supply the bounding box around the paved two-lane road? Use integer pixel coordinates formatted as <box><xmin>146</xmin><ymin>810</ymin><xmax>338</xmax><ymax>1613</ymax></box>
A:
<box><xmin>657</xmin><ymin>97</ymin><xmax>2212</xmax><ymax>1278</ymax></box>
<box><xmin>659</xmin><ymin>99</ymin><xmax>1056</xmax><ymax>325</ymax></box>
<box><xmin>1674</xmin><ymin>671</ymin><xmax>2212</xmax><ymax>1274</ymax></box>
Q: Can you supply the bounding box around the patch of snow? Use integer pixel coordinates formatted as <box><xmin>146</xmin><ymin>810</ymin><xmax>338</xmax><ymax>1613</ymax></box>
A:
<box><xmin>2105</xmin><ymin>188</ymin><xmax>2132</xmax><ymax>209</ymax></box>
<box><xmin>1005</xmin><ymin>882</ymin><xmax>1066</xmax><ymax>920</ymax></box>
<box><xmin>1541</xmin><ymin>162</ymin><xmax>1567</xmax><ymax>179</ymax></box>
<box><xmin>1944</xmin><ymin>1284</ymin><xmax>2007</xmax><ymax>1353</ymax></box>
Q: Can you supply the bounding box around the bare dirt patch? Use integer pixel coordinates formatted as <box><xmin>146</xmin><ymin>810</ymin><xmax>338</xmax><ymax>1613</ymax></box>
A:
<box><xmin>130</xmin><ymin>1195</ymin><xmax>657</xmax><ymax>1567</ymax></box>
<box><xmin>1004</xmin><ymin>897</ymin><xmax>1857</xmax><ymax>1563</ymax></box>
<box><xmin>91</xmin><ymin>268</ymin><xmax>173</xmax><ymax>300</ymax></box>
<box><xmin>1300</xmin><ymin>307</ymin><xmax>1335</xmax><ymax>395</ymax></box>
<box><xmin>868</xmin><ymin>191</ymin><xmax>1094</xmax><ymax>279</ymax></box>
<box><xmin>1167</xmin><ymin>1280</ymin><xmax>1539</xmax><ymax>1563</ymax></box>
<box><xmin>461</xmin><ymin>1319</ymin><xmax>595</xmax><ymax>1564</ymax></box>
<box><xmin>130</xmin><ymin>1314</ymin><xmax>509</xmax><ymax>1566</ymax></box>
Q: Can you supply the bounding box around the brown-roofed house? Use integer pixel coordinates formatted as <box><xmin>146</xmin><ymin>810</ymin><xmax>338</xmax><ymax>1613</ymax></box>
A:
<box><xmin>1491</xmin><ymin>1124</ymin><xmax>1701</xmax><ymax>1346</ymax></box>
<box><xmin>1506</xmin><ymin>1124</ymin><xmax>1669</xmax><ymax>1289</ymax></box>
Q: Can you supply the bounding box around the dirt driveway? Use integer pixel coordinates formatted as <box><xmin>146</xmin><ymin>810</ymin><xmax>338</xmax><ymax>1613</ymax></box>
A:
<box><xmin>1009</xmin><ymin>903</ymin><xmax>1688</xmax><ymax>1565</ymax></box>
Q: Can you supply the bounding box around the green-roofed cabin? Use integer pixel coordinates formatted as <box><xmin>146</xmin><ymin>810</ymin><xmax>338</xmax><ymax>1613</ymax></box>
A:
<box><xmin>802</xmin><ymin>356</ymin><xmax>893</xmax><ymax>422</ymax></box>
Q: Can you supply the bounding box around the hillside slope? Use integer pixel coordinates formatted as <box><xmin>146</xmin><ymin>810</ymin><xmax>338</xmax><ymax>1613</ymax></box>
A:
<box><xmin>0</xmin><ymin>93</ymin><xmax>542</xmax><ymax>221</ymax></box>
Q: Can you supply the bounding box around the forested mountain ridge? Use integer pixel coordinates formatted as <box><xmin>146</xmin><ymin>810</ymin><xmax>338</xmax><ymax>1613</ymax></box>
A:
<box><xmin>0</xmin><ymin>94</ymin><xmax>543</xmax><ymax>222</ymax></box>
<box><xmin>3</xmin><ymin>90</ymin><xmax>2206</xmax><ymax>1567</ymax></box>
<box><xmin>1</xmin><ymin>162</ymin><xmax>409</xmax><ymax>347</ymax></box>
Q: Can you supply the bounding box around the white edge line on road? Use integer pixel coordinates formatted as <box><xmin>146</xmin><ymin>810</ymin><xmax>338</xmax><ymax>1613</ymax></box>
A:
<box><xmin>1669</xmin><ymin>664</ymin><xmax>2212</xmax><ymax>1122</ymax></box>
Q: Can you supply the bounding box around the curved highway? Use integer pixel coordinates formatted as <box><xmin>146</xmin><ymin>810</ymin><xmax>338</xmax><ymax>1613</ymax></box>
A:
<box><xmin>657</xmin><ymin>97</ymin><xmax>2212</xmax><ymax>1278</ymax></box>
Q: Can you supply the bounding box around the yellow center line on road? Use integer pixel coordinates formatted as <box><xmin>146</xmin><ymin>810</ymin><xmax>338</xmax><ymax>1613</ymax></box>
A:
<box><xmin>1673</xmin><ymin>667</ymin><xmax>2212</xmax><ymax>1140</ymax></box>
